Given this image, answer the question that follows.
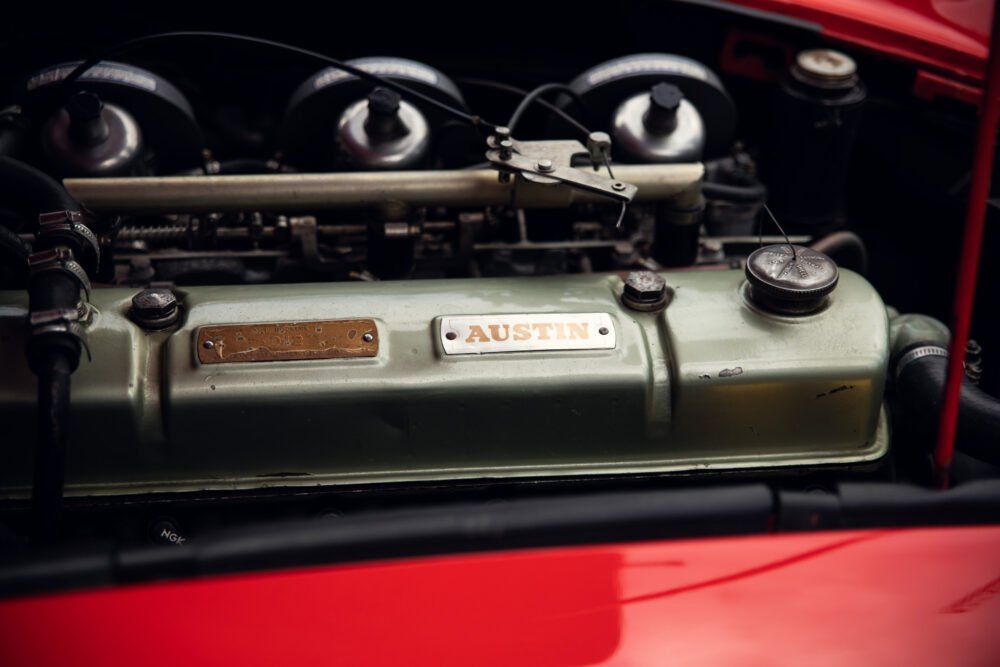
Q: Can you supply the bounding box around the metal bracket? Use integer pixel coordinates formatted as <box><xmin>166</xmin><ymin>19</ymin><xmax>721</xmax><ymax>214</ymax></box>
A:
<box><xmin>485</xmin><ymin>130</ymin><xmax>638</xmax><ymax>204</ymax></box>
<box><xmin>289</xmin><ymin>215</ymin><xmax>337</xmax><ymax>271</ymax></box>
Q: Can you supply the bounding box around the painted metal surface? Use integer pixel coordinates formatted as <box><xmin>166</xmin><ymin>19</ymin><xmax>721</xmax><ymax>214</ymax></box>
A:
<box><xmin>1</xmin><ymin>526</ymin><xmax>998</xmax><ymax>666</ymax></box>
<box><xmin>728</xmin><ymin>0</ymin><xmax>993</xmax><ymax>82</ymax></box>
<box><xmin>0</xmin><ymin>270</ymin><xmax>889</xmax><ymax>496</ymax></box>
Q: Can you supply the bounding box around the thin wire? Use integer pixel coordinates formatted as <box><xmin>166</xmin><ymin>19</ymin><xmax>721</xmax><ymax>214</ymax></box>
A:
<box><xmin>615</xmin><ymin>201</ymin><xmax>628</xmax><ymax>230</ymax></box>
<box><xmin>57</xmin><ymin>31</ymin><xmax>499</xmax><ymax>133</ymax></box>
<box><xmin>759</xmin><ymin>202</ymin><xmax>796</xmax><ymax>260</ymax></box>
<box><xmin>601</xmin><ymin>152</ymin><xmax>616</xmax><ymax>180</ymax></box>
<box><xmin>455</xmin><ymin>78</ymin><xmax>593</xmax><ymax>138</ymax></box>
<box><xmin>507</xmin><ymin>83</ymin><xmax>592</xmax><ymax>136</ymax></box>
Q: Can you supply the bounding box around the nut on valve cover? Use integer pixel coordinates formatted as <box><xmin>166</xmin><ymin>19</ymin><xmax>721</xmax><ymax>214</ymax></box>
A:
<box><xmin>622</xmin><ymin>270</ymin><xmax>669</xmax><ymax>311</ymax></box>
<box><xmin>130</xmin><ymin>288</ymin><xmax>179</xmax><ymax>329</ymax></box>
<box><xmin>745</xmin><ymin>244</ymin><xmax>838</xmax><ymax>315</ymax></box>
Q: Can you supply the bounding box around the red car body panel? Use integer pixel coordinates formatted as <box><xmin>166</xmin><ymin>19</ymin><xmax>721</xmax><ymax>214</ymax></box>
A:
<box><xmin>2</xmin><ymin>3</ymin><xmax>998</xmax><ymax>665</ymax></box>
<box><xmin>1</xmin><ymin>527</ymin><xmax>999</xmax><ymax>666</ymax></box>
<box><xmin>731</xmin><ymin>0</ymin><xmax>993</xmax><ymax>82</ymax></box>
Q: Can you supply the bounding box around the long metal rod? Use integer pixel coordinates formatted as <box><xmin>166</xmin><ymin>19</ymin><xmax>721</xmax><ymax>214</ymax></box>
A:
<box><xmin>933</xmin><ymin>6</ymin><xmax>1000</xmax><ymax>489</ymax></box>
<box><xmin>64</xmin><ymin>164</ymin><xmax>704</xmax><ymax>213</ymax></box>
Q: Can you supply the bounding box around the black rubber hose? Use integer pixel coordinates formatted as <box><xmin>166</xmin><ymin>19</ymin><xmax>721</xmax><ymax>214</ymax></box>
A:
<box><xmin>0</xmin><ymin>157</ymin><xmax>77</xmax><ymax>226</ymax></box>
<box><xmin>896</xmin><ymin>350</ymin><xmax>1000</xmax><ymax>466</ymax></box>
<box><xmin>0</xmin><ymin>225</ymin><xmax>30</xmax><ymax>283</ymax></box>
<box><xmin>811</xmin><ymin>230</ymin><xmax>869</xmax><ymax>275</ymax></box>
<box><xmin>701</xmin><ymin>180</ymin><xmax>767</xmax><ymax>203</ymax></box>
<box><xmin>31</xmin><ymin>352</ymin><xmax>73</xmax><ymax>544</ymax></box>
<box><xmin>0</xmin><ymin>120</ymin><xmax>26</xmax><ymax>158</ymax></box>
<box><xmin>0</xmin><ymin>155</ymin><xmax>86</xmax><ymax>543</ymax></box>
<box><xmin>27</xmin><ymin>270</ymin><xmax>82</xmax><ymax>545</ymax></box>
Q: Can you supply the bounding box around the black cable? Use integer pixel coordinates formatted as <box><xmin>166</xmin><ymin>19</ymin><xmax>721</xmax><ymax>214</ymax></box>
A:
<box><xmin>457</xmin><ymin>78</ymin><xmax>592</xmax><ymax>138</ymax></box>
<box><xmin>507</xmin><ymin>83</ymin><xmax>592</xmax><ymax>136</ymax></box>
<box><xmin>59</xmin><ymin>31</ymin><xmax>499</xmax><ymax>134</ymax></box>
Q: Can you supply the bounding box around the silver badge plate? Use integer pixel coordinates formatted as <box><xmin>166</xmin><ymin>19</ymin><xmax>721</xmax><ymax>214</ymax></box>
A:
<box><xmin>439</xmin><ymin>313</ymin><xmax>617</xmax><ymax>355</ymax></box>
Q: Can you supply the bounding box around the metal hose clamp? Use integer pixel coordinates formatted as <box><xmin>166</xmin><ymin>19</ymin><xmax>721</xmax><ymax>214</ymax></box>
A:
<box><xmin>895</xmin><ymin>344</ymin><xmax>948</xmax><ymax>382</ymax></box>
<box><xmin>28</xmin><ymin>247</ymin><xmax>92</xmax><ymax>300</ymax></box>
<box><xmin>37</xmin><ymin>209</ymin><xmax>100</xmax><ymax>270</ymax></box>
<box><xmin>28</xmin><ymin>307</ymin><xmax>92</xmax><ymax>361</ymax></box>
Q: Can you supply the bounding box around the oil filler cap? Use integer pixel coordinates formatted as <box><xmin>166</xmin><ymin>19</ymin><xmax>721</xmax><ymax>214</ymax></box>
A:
<box><xmin>745</xmin><ymin>244</ymin><xmax>838</xmax><ymax>315</ymax></box>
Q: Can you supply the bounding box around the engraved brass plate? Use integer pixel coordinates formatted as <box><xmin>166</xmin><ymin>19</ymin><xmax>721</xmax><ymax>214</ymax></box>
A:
<box><xmin>197</xmin><ymin>319</ymin><xmax>378</xmax><ymax>364</ymax></box>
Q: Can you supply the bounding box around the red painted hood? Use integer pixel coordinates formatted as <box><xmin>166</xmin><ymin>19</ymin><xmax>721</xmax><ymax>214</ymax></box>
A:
<box><xmin>731</xmin><ymin>0</ymin><xmax>993</xmax><ymax>81</ymax></box>
<box><xmin>1</xmin><ymin>527</ymin><xmax>998</xmax><ymax>666</ymax></box>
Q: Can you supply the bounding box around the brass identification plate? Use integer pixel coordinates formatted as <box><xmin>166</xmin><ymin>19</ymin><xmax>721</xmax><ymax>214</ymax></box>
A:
<box><xmin>197</xmin><ymin>319</ymin><xmax>378</xmax><ymax>364</ymax></box>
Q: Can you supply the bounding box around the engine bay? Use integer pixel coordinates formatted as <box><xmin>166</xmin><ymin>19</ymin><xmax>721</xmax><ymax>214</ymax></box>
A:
<box><xmin>0</xmin><ymin>3</ymin><xmax>997</xmax><ymax>552</ymax></box>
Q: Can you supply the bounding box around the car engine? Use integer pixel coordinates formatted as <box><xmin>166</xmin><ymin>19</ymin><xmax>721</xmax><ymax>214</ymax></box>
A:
<box><xmin>0</xmin><ymin>4</ymin><xmax>997</xmax><ymax>547</ymax></box>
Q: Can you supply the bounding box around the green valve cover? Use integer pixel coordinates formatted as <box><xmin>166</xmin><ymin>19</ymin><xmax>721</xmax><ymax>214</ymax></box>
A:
<box><xmin>0</xmin><ymin>269</ymin><xmax>889</xmax><ymax>497</ymax></box>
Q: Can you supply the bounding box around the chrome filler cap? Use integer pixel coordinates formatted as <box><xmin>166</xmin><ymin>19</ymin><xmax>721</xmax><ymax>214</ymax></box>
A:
<box><xmin>792</xmin><ymin>49</ymin><xmax>858</xmax><ymax>89</ymax></box>
<box><xmin>745</xmin><ymin>244</ymin><xmax>839</xmax><ymax>315</ymax></box>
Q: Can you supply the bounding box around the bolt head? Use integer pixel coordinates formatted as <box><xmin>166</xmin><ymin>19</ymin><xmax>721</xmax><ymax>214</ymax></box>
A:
<box><xmin>624</xmin><ymin>271</ymin><xmax>667</xmax><ymax>304</ymax></box>
<box><xmin>66</xmin><ymin>90</ymin><xmax>104</xmax><ymax>120</ymax></box>
<box><xmin>649</xmin><ymin>82</ymin><xmax>683</xmax><ymax>113</ymax></box>
<box><xmin>587</xmin><ymin>131</ymin><xmax>611</xmax><ymax>147</ymax></box>
<box><xmin>131</xmin><ymin>288</ymin><xmax>177</xmax><ymax>318</ymax></box>
<box><xmin>498</xmin><ymin>139</ymin><xmax>514</xmax><ymax>161</ymax></box>
<box><xmin>367</xmin><ymin>87</ymin><xmax>401</xmax><ymax>116</ymax></box>
<box><xmin>536</xmin><ymin>159</ymin><xmax>554</xmax><ymax>173</ymax></box>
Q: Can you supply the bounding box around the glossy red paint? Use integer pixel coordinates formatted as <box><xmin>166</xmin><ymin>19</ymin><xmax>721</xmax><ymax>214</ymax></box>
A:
<box><xmin>730</xmin><ymin>0</ymin><xmax>993</xmax><ymax>82</ymax></box>
<box><xmin>1</xmin><ymin>527</ymin><xmax>999</xmax><ymax>666</ymax></box>
<box><xmin>934</xmin><ymin>3</ymin><xmax>1000</xmax><ymax>486</ymax></box>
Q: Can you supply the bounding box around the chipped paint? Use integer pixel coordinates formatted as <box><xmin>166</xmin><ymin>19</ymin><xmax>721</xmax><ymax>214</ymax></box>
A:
<box><xmin>816</xmin><ymin>384</ymin><xmax>856</xmax><ymax>399</ymax></box>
